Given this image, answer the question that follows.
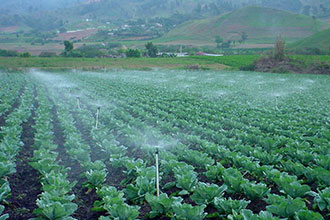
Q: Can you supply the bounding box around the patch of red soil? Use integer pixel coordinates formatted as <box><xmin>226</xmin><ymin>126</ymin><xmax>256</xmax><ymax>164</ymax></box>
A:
<box><xmin>0</xmin><ymin>26</ymin><xmax>20</xmax><ymax>33</ymax></box>
<box><xmin>54</xmin><ymin>29</ymin><xmax>98</xmax><ymax>41</ymax></box>
<box><xmin>234</xmin><ymin>44</ymin><xmax>274</xmax><ymax>49</ymax></box>
<box><xmin>122</xmin><ymin>36</ymin><xmax>151</xmax><ymax>41</ymax></box>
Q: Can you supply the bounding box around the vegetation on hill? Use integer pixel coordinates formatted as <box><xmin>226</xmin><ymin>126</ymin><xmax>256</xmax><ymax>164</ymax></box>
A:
<box><xmin>289</xmin><ymin>28</ymin><xmax>330</xmax><ymax>53</ymax></box>
<box><xmin>161</xmin><ymin>7</ymin><xmax>329</xmax><ymax>45</ymax></box>
<box><xmin>1</xmin><ymin>0</ymin><xmax>330</xmax><ymax>33</ymax></box>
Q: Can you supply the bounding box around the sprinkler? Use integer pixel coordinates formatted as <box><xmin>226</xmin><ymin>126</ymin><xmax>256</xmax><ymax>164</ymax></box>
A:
<box><xmin>76</xmin><ymin>97</ymin><xmax>80</xmax><ymax>109</ymax></box>
<box><xmin>275</xmin><ymin>96</ymin><xmax>279</xmax><ymax>110</ymax></box>
<box><xmin>95</xmin><ymin>106</ymin><xmax>101</xmax><ymax>129</ymax></box>
<box><xmin>155</xmin><ymin>148</ymin><xmax>160</xmax><ymax>197</ymax></box>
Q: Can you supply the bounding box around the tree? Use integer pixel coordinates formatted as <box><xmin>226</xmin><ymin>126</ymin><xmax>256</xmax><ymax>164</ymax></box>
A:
<box><xmin>145</xmin><ymin>42</ymin><xmax>158</xmax><ymax>57</ymax></box>
<box><xmin>274</xmin><ymin>36</ymin><xmax>285</xmax><ymax>61</ymax></box>
<box><xmin>241</xmin><ymin>31</ymin><xmax>248</xmax><ymax>42</ymax></box>
<box><xmin>64</xmin><ymin>40</ymin><xmax>73</xmax><ymax>52</ymax></box>
<box><xmin>302</xmin><ymin>5</ymin><xmax>311</xmax><ymax>16</ymax></box>
<box><xmin>195</xmin><ymin>3</ymin><xmax>202</xmax><ymax>13</ymax></box>
<box><xmin>215</xmin><ymin>36</ymin><xmax>223</xmax><ymax>48</ymax></box>
<box><xmin>59</xmin><ymin>27</ymin><xmax>67</xmax><ymax>33</ymax></box>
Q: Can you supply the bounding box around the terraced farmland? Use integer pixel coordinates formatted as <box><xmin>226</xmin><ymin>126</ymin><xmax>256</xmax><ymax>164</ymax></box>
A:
<box><xmin>0</xmin><ymin>69</ymin><xmax>329</xmax><ymax>220</ymax></box>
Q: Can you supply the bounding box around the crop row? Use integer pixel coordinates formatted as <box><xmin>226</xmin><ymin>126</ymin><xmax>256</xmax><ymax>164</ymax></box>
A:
<box><xmin>0</xmin><ymin>75</ymin><xmax>33</xmax><ymax>219</ymax></box>
<box><xmin>0</xmin><ymin>73</ymin><xmax>25</xmax><ymax>118</ymax></box>
<box><xmin>29</xmin><ymin>84</ymin><xmax>78</xmax><ymax>219</ymax></box>
<box><xmin>67</xmin><ymin>72</ymin><xmax>329</xmax><ymax>190</ymax></box>
<box><xmin>40</xmin><ymin>72</ymin><xmax>328</xmax><ymax>218</ymax></box>
<box><xmin>2</xmin><ymin>71</ymin><xmax>329</xmax><ymax>219</ymax></box>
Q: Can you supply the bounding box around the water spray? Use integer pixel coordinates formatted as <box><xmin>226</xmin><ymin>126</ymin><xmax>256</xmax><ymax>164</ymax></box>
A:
<box><xmin>76</xmin><ymin>97</ymin><xmax>80</xmax><ymax>109</ymax></box>
<box><xmin>95</xmin><ymin>106</ymin><xmax>101</xmax><ymax>129</ymax></box>
<box><xmin>155</xmin><ymin>148</ymin><xmax>160</xmax><ymax>197</ymax></box>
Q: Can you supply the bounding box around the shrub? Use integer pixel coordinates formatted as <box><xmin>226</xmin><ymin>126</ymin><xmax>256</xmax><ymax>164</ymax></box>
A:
<box><xmin>125</xmin><ymin>49</ymin><xmax>141</xmax><ymax>58</ymax></box>
<box><xmin>39</xmin><ymin>52</ymin><xmax>57</xmax><ymax>57</ymax></box>
<box><xmin>0</xmin><ymin>49</ymin><xmax>19</xmax><ymax>57</ymax></box>
<box><xmin>19</xmin><ymin>52</ymin><xmax>31</xmax><ymax>58</ymax></box>
<box><xmin>240</xmin><ymin>62</ymin><xmax>256</xmax><ymax>71</ymax></box>
<box><xmin>185</xmin><ymin>65</ymin><xmax>200</xmax><ymax>70</ymax></box>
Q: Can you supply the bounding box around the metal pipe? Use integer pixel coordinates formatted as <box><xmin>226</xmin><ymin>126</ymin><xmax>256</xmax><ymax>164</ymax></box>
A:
<box><xmin>155</xmin><ymin>148</ymin><xmax>160</xmax><ymax>197</ymax></box>
<box><xmin>95</xmin><ymin>106</ymin><xmax>100</xmax><ymax>129</ymax></box>
<box><xmin>77</xmin><ymin>97</ymin><xmax>80</xmax><ymax>109</ymax></box>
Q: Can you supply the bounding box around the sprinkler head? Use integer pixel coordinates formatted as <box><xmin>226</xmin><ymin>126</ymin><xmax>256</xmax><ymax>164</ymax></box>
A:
<box><xmin>155</xmin><ymin>148</ymin><xmax>159</xmax><ymax>155</ymax></box>
<box><xmin>97</xmin><ymin>106</ymin><xmax>101</xmax><ymax>110</ymax></box>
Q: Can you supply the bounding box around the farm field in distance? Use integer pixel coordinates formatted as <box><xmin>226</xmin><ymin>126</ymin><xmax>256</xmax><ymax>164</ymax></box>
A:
<box><xmin>0</xmin><ymin>55</ymin><xmax>329</xmax><ymax>70</ymax></box>
<box><xmin>0</xmin><ymin>56</ymin><xmax>229</xmax><ymax>70</ymax></box>
<box><xmin>0</xmin><ymin>69</ymin><xmax>329</xmax><ymax>220</ymax></box>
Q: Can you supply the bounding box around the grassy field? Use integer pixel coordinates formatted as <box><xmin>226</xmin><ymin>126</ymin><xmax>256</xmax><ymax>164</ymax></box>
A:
<box><xmin>0</xmin><ymin>57</ymin><xmax>228</xmax><ymax>70</ymax></box>
<box><xmin>288</xmin><ymin>55</ymin><xmax>330</xmax><ymax>64</ymax></box>
<box><xmin>190</xmin><ymin>55</ymin><xmax>260</xmax><ymax>69</ymax></box>
<box><xmin>0</xmin><ymin>55</ymin><xmax>329</xmax><ymax>70</ymax></box>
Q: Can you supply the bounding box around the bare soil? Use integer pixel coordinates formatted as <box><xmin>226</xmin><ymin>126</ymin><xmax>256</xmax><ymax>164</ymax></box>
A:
<box><xmin>251</xmin><ymin>57</ymin><xmax>330</xmax><ymax>74</ymax></box>
<box><xmin>54</xmin><ymin>29</ymin><xmax>98</xmax><ymax>41</ymax></box>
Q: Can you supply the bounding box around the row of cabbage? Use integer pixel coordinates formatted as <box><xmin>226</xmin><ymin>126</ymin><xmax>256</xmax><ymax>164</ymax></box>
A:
<box><xmin>42</xmin><ymin>71</ymin><xmax>329</xmax><ymax>219</ymax></box>
<box><xmin>82</xmin><ymin>73</ymin><xmax>329</xmax><ymax>186</ymax></box>
<box><xmin>68</xmin><ymin>72</ymin><xmax>329</xmax><ymax>188</ymax></box>
<box><xmin>42</xmin><ymin>75</ymin><xmax>256</xmax><ymax>219</ymax></box>
<box><xmin>0</xmin><ymin>73</ymin><xmax>24</xmax><ymax>118</ymax></box>
<box><xmin>0</xmin><ymin>75</ymin><xmax>32</xmax><ymax>220</ymax></box>
<box><xmin>29</xmin><ymin>85</ymin><xmax>78</xmax><ymax>219</ymax></box>
<box><xmin>39</xmin><ymin>79</ymin><xmax>140</xmax><ymax>220</ymax></box>
<box><xmin>2</xmin><ymin>71</ymin><xmax>328</xmax><ymax>219</ymax></box>
<box><xmin>3</xmin><ymin>71</ymin><xmax>324</xmax><ymax>219</ymax></box>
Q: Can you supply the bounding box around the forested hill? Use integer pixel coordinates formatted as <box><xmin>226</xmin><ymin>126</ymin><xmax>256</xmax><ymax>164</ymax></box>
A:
<box><xmin>0</xmin><ymin>0</ymin><xmax>329</xmax><ymax>31</ymax></box>
<box><xmin>0</xmin><ymin>0</ymin><xmax>81</xmax><ymax>13</ymax></box>
<box><xmin>1</xmin><ymin>0</ymin><xmax>329</xmax><ymax>17</ymax></box>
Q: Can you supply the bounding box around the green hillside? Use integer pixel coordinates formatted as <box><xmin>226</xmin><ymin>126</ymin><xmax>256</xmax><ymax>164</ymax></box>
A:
<box><xmin>290</xmin><ymin>28</ymin><xmax>330</xmax><ymax>50</ymax></box>
<box><xmin>159</xmin><ymin>6</ymin><xmax>329</xmax><ymax>45</ymax></box>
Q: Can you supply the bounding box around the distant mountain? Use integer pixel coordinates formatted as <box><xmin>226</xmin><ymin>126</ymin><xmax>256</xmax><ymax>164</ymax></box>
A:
<box><xmin>65</xmin><ymin>0</ymin><xmax>330</xmax><ymax>20</ymax></box>
<box><xmin>0</xmin><ymin>0</ymin><xmax>328</xmax><ymax>17</ymax></box>
<box><xmin>0</xmin><ymin>0</ymin><xmax>83</xmax><ymax>14</ymax></box>
<box><xmin>0</xmin><ymin>0</ymin><xmax>329</xmax><ymax>31</ymax></box>
<box><xmin>159</xmin><ymin>7</ymin><xmax>329</xmax><ymax>45</ymax></box>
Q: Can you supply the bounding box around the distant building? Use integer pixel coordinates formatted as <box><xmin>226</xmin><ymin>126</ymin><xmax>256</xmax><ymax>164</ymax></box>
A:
<box><xmin>155</xmin><ymin>23</ymin><xmax>163</xmax><ymax>28</ymax></box>
<box><xmin>157</xmin><ymin>52</ymin><xmax>189</xmax><ymax>57</ymax></box>
<box><xmin>195</xmin><ymin>52</ymin><xmax>223</xmax><ymax>57</ymax></box>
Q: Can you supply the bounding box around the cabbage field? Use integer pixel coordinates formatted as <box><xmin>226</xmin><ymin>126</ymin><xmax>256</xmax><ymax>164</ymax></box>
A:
<box><xmin>0</xmin><ymin>69</ymin><xmax>329</xmax><ymax>220</ymax></box>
